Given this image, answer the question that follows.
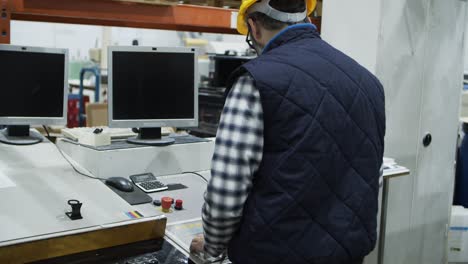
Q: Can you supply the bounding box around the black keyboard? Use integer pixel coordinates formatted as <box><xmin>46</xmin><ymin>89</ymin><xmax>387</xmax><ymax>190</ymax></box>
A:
<box><xmin>171</xmin><ymin>135</ymin><xmax>209</xmax><ymax>145</ymax></box>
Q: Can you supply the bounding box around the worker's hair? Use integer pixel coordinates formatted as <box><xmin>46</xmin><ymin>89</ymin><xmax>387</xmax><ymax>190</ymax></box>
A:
<box><xmin>247</xmin><ymin>0</ymin><xmax>309</xmax><ymax>31</ymax></box>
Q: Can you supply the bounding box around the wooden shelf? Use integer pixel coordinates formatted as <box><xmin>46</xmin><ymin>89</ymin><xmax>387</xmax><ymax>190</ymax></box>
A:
<box><xmin>1</xmin><ymin>0</ymin><xmax>322</xmax><ymax>45</ymax></box>
<box><xmin>10</xmin><ymin>0</ymin><xmax>238</xmax><ymax>34</ymax></box>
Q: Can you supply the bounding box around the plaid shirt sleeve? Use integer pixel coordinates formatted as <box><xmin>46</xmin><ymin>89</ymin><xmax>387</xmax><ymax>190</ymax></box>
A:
<box><xmin>202</xmin><ymin>75</ymin><xmax>264</xmax><ymax>258</ymax></box>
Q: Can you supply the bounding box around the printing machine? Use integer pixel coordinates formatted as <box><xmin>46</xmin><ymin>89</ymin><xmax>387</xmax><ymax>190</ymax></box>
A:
<box><xmin>0</xmin><ymin>131</ymin><xmax>409</xmax><ymax>264</ymax></box>
<box><xmin>0</xmin><ymin>133</ymin><xmax>218</xmax><ymax>264</ymax></box>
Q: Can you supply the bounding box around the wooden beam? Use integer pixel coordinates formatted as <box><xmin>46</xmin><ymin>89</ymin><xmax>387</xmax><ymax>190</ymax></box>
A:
<box><xmin>0</xmin><ymin>218</ymin><xmax>166</xmax><ymax>264</ymax></box>
<box><xmin>11</xmin><ymin>0</ymin><xmax>238</xmax><ymax>34</ymax></box>
<box><xmin>0</xmin><ymin>0</ymin><xmax>12</xmax><ymax>44</ymax></box>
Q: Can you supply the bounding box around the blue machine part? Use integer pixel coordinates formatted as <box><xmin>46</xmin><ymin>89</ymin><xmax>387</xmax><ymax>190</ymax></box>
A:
<box><xmin>79</xmin><ymin>67</ymin><xmax>100</xmax><ymax>127</ymax></box>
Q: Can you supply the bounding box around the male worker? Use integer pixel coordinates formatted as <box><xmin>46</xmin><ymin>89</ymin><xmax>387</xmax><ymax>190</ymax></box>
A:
<box><xmin>191</xmin><ymin>0</ymin><xmax>386</xmax><ymax>263</ymax></box>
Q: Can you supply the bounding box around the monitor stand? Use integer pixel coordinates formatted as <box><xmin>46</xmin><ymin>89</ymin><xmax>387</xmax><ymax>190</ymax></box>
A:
<box><xmin>0</xmin><ymin>125</ymin><xmax>44</xmax><ymax>145</ymax></box>
<box><xmin>127</xmin><ymin>127</ymin><xmax>175</xmax><ymax>146</ymax></box>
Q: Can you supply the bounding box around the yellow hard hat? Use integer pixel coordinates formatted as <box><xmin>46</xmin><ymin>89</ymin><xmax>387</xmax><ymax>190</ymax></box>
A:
<box><xmin>237</xmin><ymin>0</ymin><xmax>317</xmax><ymax>35</ymax></box>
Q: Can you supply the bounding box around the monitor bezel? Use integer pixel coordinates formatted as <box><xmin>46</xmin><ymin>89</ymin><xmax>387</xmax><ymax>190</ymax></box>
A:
<box><xmin>108</xmin><ymin>46</ymin><xmax>199</xmax><ymax>128</ymax></box>
<box><xmin>0</xmin><ymin>44</ymin><xmax>69</xmax><ymax>126</ymax></box>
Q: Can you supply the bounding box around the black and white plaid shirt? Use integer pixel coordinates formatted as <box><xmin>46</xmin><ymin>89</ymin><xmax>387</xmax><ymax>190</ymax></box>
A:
<box><xmin>202</xmin><ymin>75</ymin><xmax>264</xmax><ymax>258</ymax></box>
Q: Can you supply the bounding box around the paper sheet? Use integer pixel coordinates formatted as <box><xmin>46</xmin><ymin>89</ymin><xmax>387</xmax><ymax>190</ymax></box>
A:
<box><xmin>231</xmin><ymin>12</ymin><xmax>238</xmax><ymax>29</ymax></box>
<box><xmin>166</xmin><ymin>218</ymin><xmax>203</xmax><ymax>252</ymax></box>
<box><xmin>383</xmin><ymin>157</ymin><xmax>410</xmax><ymax>177</ymax></box>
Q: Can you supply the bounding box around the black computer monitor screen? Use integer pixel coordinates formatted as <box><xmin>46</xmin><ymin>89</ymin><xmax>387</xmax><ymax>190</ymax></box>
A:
<box><xmin>0</xmin><ymin>50</ymin><xmax>65</xmax><ymax>118</ymax></box>
<box><xmin>112</xmin><ymin>51</ymin><xmax>195</xmax><ymax>120</ymax></box>
<box><xmin>213</xmin><ymin>57</ymin><xmax>250</xmax><ymax>87</ymax></box>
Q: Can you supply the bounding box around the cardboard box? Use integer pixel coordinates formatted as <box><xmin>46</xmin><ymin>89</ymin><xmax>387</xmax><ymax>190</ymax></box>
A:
<box><xmin>86</xmin><ymin>103</ymin><xmax>108</xmax><ymax>127</ymax></box>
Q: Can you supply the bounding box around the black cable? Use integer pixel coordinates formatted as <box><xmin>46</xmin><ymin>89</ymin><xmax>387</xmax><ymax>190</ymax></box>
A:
<box><xmin>183</xmin><ymin>171</ymin><xmax>209</xmax><ymax>183</ymax></box>
<box><xmin>42</xmin><ymin>125</ymin><xmax>51</xmax><ymax>139</ymax></box>
<box><xmin>55</xmin><ymin>143</ymin><xmax>106</xmax><ymax>181</ymax></box>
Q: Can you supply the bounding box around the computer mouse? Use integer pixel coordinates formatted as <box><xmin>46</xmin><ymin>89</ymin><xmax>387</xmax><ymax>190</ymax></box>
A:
<box><xmin>105</xmin><ymin>177</ymin><xmax>134</xmax><ymax>192</ymax></box>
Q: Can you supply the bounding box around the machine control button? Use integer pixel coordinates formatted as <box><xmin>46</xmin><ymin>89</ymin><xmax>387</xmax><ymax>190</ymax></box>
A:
<box><xmin>161</xmin><ymin>197</ymin><xmax>172</xmax><ymax>212</ymax></box>
<box><xmin>161</xmin><ymin>196</ymin><xmax>174</xmax><ymax>204</ymax></box>
<box><xmin>153</xmin><ymin>199</ymin><xmax>161</xmax><ymax>206</ymax></box>
<box><xmin>175</xmin><ymin>199</ymin><xmax>183</xmax><ymax>210</ymax></box>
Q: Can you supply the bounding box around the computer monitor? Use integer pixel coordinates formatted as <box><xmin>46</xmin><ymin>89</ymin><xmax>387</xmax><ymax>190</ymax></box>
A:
<box><xmin>212</xmin><ymin>55</ymin><xmax>252</xmax><ymax>87</ymax></box>
<box><xmin>0</xmin><ymin>45</ymin><xmax>68</xmax><ymax>145</ymax></box>
<box><xmin>108</xmin><ymin>46</ymin><xmax>198</xmax><ymax>146</ymax></box>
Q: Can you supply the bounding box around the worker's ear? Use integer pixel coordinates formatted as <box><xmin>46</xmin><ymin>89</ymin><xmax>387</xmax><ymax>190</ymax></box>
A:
<box><xmin>247</xmin><ymin>18</ymin><xmax>262</xmax><ymax>42</ymax></box>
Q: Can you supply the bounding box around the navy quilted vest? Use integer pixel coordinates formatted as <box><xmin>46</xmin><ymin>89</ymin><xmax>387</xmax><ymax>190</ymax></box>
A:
<box><xmin>227</xmin><ymin>24</ymin><xmax>386</xmax><ymax>264</ymax></box>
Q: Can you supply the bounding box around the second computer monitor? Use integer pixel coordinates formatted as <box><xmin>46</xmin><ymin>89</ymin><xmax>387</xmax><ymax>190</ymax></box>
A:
<box><xmin>108</xmin><ymin>46</ymin><xmax>198</xmax><ymax>146</ymax></box>
<box><xmin>0</xmin><ymin>44</ymin><xmax>68</xmax><ymax>145</ymax></box>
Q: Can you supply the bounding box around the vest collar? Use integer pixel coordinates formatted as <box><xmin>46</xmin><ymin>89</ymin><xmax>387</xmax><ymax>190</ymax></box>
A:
<box><xmin>263</xmin><ymin>23</ymin><xmax>318</xmax><ymax>53</ymax></box>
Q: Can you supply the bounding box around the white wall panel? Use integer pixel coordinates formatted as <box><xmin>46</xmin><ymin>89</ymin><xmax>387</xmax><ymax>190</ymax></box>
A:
<box><xmin>323</xmin><ymin>0</ymin><xmax>467</xmax><ymax>263</ymax></box>
<box><xmin>321</xmin><ymin>0</ymin><xmax>382</xmax><ymax>73</ymax></box>
<box><xmin>411</xmin><ymin>1</ymin><xmax>466</xmax><ymax>262</ymax></box>
<box><xmin>376</xmin><ymin>1</ymin><xmax>429</xmax><ymax>262</ymax></box>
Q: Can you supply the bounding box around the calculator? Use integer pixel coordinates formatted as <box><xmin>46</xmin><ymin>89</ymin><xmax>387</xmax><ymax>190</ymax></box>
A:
<box><xmin>129</xmin><ymin>173</ymin><xmax>168</xmax><ymax>193</ymax></box>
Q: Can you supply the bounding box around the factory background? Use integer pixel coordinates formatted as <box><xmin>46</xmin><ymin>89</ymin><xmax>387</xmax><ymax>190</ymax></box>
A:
<box><xmin>0</xmin><ymin>1</ymin><xmax>468</xmax><ymax>264</ymax></box>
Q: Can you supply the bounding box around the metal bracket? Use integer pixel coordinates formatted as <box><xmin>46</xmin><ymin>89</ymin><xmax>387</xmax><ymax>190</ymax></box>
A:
<box><xmin>0</xmin><ymin>0</ymin><xmax>11</xmax><ymax>44</ymax></box>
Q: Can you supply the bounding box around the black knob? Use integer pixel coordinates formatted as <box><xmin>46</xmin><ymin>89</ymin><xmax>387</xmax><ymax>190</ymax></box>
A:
<box><xmin>153</xmin><ymin>199</ymin><xmax>161</xmax><ymax>206</ymax></box>
<box><xmin>66</xmin><ymin>199</ymin><xmax>83</xmax><ymax>220</ymax></box>
<box><xmin>423</xmin><ymin>133</ymin><xmax>432</xmax><ymax>147</ymax></box>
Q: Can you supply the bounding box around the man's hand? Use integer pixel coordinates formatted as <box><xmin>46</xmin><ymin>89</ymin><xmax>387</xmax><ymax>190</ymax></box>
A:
<box><xmin>190</xmin><ymin>234</ymin><xmax>205</xmax><ymax>255</ymax></box>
